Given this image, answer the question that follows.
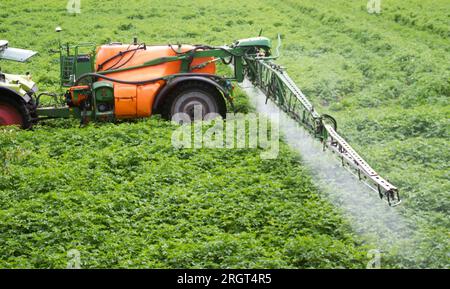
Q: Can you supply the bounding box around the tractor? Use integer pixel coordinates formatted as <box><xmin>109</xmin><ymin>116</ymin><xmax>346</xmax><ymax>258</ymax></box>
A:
<box><xmin>0</xmin><ymin>40</ymin><xmax>38</xmax><ymax>127</ymax></box>
<box><xmin>0</xmin><ymin>31</ymin><xmax>401</xmax><ymax>206</ymax></box>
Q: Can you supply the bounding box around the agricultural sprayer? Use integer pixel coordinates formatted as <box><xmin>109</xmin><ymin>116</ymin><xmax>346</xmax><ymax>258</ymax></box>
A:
<box><xmin>0</xmin><ymin>31</ymin><xmax>400</xmax><ymax>206</ymax></box>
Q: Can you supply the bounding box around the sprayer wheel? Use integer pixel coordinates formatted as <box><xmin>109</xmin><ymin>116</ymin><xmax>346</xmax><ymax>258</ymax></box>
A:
<box><xmin>162</xmin><ymin>81</ymin><xmax>226</xmax><ymax>121</ymax></box>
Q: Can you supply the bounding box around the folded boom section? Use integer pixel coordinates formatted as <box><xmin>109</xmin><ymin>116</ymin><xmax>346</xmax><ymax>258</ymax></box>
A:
<box><xmin>244</xmin><ymin>58</ymin><xmax>401</xmax><ymax>206</ymax></box>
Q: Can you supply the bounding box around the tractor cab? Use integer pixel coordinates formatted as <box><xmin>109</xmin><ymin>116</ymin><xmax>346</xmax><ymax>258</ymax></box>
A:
<box><xmin>0</xmin><ymin>40</ymin><xmax>37</xmax><ymax>63</ymax></box>
<box><xmin>0</xmin><ymin>40</ymin><xmax>37</xmax><ymax>79</ymax></box>
<box><xmin>0</xmin><ymin>40</ymin><xmax>38</xmax><ymax>128</ymax></box>
<box><xmin>0</xmin><ymin>40</ymin><xmax>38</xmax><ymax>96</ymax></box>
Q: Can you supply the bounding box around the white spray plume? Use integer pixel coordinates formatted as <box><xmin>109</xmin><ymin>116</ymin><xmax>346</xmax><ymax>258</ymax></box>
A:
<box><xmin>240</xmin><ymin>80</ymin><xmax>414</xmax><ymax>253</ymax></box>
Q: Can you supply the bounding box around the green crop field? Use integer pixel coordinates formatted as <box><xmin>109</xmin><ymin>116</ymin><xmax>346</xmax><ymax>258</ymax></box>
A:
<box><xmin>0</xmin><ymin>0</ymin><xmax>448</xmax><ymax>268</ymax></box>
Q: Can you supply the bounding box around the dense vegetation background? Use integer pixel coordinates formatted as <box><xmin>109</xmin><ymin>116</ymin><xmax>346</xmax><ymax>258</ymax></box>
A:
<box><xmin>0</xmin><ymin>0</ymin><xmax>448</xmax><ymax>268</ymax></box>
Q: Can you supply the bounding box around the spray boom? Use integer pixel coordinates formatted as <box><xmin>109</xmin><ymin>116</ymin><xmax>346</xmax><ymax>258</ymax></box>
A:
<box><xmin>243</xmin><ymin>53</ymin><xmax>401</xmax><ymax>206</ymax></box>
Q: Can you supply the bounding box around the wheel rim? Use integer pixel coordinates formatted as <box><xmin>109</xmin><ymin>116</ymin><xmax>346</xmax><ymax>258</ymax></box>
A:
<box><xmin>0</xmin><ymin>102</ymin><xmax>23</xmax><ymax>126</ymax></box>
<box><xmin>171</xmin><ymin>91</ymin><xmax>218</xmax><ymax>120</ymax></box>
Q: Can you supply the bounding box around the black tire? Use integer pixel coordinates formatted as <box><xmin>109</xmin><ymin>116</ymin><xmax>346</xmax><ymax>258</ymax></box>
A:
<box><xmin>161</xmin><ymin>81</ymin><xmax>226</xmax><ymax>121</ymax></box>
<box><xmin>0</xmin><ymin>93</ymin><xmax>32</xmax><ymax>129</ymax></box>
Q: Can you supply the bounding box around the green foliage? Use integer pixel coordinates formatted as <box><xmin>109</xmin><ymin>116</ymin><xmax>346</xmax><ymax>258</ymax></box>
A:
<box><xmin>0</xmin><ymin>0</ymin><xmax>448</xmax><ymax>268</ymax></box>
<box><xmin>0</xmin><ymin>120</ymin><xmax>367</xmax><ymax>268</ymax></box>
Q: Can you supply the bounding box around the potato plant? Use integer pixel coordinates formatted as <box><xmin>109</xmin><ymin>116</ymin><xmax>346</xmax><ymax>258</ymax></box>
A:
<box><xmin>0</xmin><ymin>0</ymin><xmax>448</xmax><ymax>268</ymax></box>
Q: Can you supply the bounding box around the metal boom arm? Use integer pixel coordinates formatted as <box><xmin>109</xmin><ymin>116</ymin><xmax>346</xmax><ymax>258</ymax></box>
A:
<box><xmin>244</xmin><ymin>58</ymin><xmax>401</xmax><ymax>206</ymax></box>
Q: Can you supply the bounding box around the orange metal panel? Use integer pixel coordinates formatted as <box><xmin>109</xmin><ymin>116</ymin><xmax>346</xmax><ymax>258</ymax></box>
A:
<box><xmin>69</xmin><ymin>85</ymin><xmax>90</xmax><ymax>106</ymax></box>
<box><xmin>114</xmin><ymin>84</ymin><xmax>137</xmax><ymax>118</ymax></box>
<box><xmin>136</xmin><ymin>81</ymin><xmax>163</xmax><ymax>117</ymax></box>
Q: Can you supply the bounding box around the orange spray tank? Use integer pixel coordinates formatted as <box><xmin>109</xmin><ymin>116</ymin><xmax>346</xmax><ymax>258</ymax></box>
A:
<box><xmin>93</xmin><ymin>44</ymin><xmax>216</xmax><ymax>119</ymax></box>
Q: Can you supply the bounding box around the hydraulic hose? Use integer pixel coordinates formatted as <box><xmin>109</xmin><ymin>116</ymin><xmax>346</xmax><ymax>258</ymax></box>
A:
<box><xmin>104</xmin><ymin>44</ymin><xmax>132</xmax><ymax>71</ymax></box>
<box><xmin>97</xmin><ymin>44</ymin><xmax>146</xmax><ymax>70</ymax></box>
<box><xmin>74</xmin><ymin>72</ymin><xmax>225</xmax><ymax>86</ymax></box>
<box><xmin>168</xmin><ymin>44</ymin><xmax>241</xmax><ymax>58</ymax></box>
<box><xmin>35</xmin><ymin>92</ymin><xmax>59</xmax><ymax>107</ymax></box>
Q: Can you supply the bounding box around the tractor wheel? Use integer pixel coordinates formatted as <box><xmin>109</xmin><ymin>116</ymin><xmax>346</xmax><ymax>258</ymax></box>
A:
<box><xmin>0</xmin><ymin>96</ymin><xmax>31</xmax><ymax>128</ymax></box>
<box><xmin>162</xmin><ymin>81</ymin><xmax>226</xmax><ymax>121</ymax></box>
